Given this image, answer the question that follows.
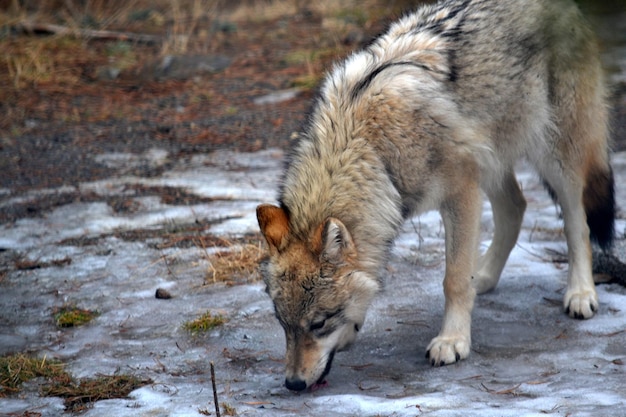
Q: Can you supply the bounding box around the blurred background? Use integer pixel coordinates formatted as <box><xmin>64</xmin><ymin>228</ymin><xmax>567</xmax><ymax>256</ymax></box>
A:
<box><xmin>0</xmin><ymin>0</ymin><xmax>624</xmax><ymax>195</ymax></box>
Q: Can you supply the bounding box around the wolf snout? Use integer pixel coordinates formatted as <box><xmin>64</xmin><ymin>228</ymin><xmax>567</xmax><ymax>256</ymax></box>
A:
<box><xmin>285</xmin><ymin>377</ymin><xmax>307</xmax><ymax>392</ymax></box>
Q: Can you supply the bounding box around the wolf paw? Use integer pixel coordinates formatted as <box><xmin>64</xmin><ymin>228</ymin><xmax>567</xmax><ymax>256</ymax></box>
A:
<box><xmin>425</xmin><ymin>335</ymin><xmax>470</xmax><ymax>366</ymax></box>
<box><xmin>564</xmin><ymin>289</ymin><xmax>598</xmax><ymax>319</ymax></box>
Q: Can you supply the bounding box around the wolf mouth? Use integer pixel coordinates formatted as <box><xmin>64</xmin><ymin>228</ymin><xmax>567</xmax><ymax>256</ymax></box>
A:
<box><xmin>316</xmin><ymin>350</ymin><xmax>336</xmax><ymax>385</ymax></box>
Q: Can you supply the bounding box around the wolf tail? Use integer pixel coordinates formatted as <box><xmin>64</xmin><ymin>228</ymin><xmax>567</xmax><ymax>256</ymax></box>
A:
<box><xmin>583</xmin><ymin>164</ymin><xmax>615</xmax><ymax>251</ymax></box>
<box><xmin>543</xmin><ymin>160</ymin><xmax>615</xmax><ymax>251</ymax></box>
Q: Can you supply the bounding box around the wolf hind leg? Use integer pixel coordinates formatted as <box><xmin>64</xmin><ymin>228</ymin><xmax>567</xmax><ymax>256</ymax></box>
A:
<box><xmin>541</xmin><ymin>168</ymin><xmax>598</xmax><ymax>319</ymax></box>
<box><xmin>473</xmin><ymin>171</ymin><xmax>526</xmax><ymax>294</ymax></box>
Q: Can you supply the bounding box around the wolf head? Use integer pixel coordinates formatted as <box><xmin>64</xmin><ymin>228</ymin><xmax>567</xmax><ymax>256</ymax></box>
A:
<box><xmin>256</xmin><ymin>204</ymin><xmax>379</xmax><ymax>391</ymax></box>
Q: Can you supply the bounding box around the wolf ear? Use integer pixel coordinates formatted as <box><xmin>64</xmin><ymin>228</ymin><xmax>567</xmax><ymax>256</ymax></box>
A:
<box><xmin>322</xmin><ymin>218</ymin><xmax>357</xmax><ymax>265</ymax></box>
<box><xmin>257</xmin><ymin>204</ymin><xmax>290</xmax><ymax>253</ymax></box>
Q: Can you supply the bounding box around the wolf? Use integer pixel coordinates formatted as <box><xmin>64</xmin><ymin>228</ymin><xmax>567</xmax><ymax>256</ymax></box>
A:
<box><xmin>257</xmin><ymin>0</ymin><xmax>614</xmax><ymax>392</ymax></box>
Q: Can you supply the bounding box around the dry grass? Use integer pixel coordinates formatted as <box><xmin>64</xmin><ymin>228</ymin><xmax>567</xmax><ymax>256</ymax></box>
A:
<box><xmin>0</xmin><ymin>0</ymin><xmax>406</xmax><ymax>134</ymax></box>
<box><xmin>42</xmin><ymin>373</ymin><xmax>152</xmax><ymax>412</ymax></box>
<box><xmin>2</xmin><ymin>1</ymin><xmax>140</xmax><ymax>89</ymax></box>
<box><xmin>206</xmin><ymin>243</ymin><xmax>265</xmax><ymax>284</ymax></box>
<box><xmin>1</xmin><ymin>0</ymin><xmax>222</xmax><ymax>88</ymax></box>
<box><xmin>0</xmin><ymin>353</ymin><xmax>151</xmax><ymax>411</ymax></box>
<box><xmin>0</xmin><ymin>354</ymin><xmax>66</xmax><ymax>396</ymax></box>
<box><xmin>226</xmin><ymin>0</ymin><xmax>393</xmax><ymax>23</ymax></box>
<box><xmin>161</xmin><ymin>0</ymin><xmax>221</xmax><ymax>55</ymax></box>
<box><xmin>0</xmin><ymin>0</ymin><xmax>396</xmax><ymax>86</ymax></box>
<box><xmin>2</xmin><ymin>34</ymin><xmax>96</xmax><ymax>90</ymax></box>
<box><xmin>222</xmin><ymin>402</ymin><xmax>238</xmax><ymax>416</ymax></box>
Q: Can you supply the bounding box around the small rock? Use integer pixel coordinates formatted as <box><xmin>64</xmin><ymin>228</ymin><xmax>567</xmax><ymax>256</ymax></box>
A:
<box><xmin>155</xmin><ymin>288</ymin><xmax>172</xmax><ymax>299</ymax></box>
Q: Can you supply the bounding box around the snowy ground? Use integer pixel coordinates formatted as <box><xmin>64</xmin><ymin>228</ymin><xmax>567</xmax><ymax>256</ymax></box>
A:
<box><xmin>1</xmin><ymin>148</ymin><xmax>625</xmax><ymax>417</ymax></box>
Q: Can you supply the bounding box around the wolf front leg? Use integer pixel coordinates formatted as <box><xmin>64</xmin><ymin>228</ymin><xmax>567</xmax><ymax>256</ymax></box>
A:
<box><xmin>473</xmin><ymin>171</ymin><xmax>526</xmax><ymax>294</ymax></box>
<box><xmin>426</xmin><ymin>183</ymin><xmax>481</xmax><ymax>366</ymax></box>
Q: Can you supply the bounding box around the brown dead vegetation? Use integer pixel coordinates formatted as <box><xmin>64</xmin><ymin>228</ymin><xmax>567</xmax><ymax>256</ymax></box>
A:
<box><xmin>0</xmin><ymin>0</ymin><xmax>408</xmax><ymax>139</ymax></box>
<box><xmin>206</xmin><ymin>242</ymin><xmax>265</xmax><ymax>284</ymax></box>
<box><xmin>0</xmin><ymin>353</ymin><xmax>150</xmax><ymax>412</ymax></box>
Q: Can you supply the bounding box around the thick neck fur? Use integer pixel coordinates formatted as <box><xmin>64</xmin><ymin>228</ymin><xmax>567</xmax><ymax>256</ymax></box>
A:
<box><xmin>277</xmin><ymin>0</ymin><xmax>474</xmax><ymax>278</ymax></box>
<box><xmin>279</xmin><ymin>101</ymin><xmax>404</xmax><ymax>278</ymax></box>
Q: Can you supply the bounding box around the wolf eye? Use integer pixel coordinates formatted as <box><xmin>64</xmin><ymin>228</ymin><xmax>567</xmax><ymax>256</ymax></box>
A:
<box><xmin>309</xmin><ymin>320</ymin><xmax>326</xmax><ymax>331</ymax></box>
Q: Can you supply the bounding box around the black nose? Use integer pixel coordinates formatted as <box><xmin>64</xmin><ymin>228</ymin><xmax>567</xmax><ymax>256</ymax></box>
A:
<box><xmin>285</xmin><ymin>377</ymin><xmax>307</xmax><ymax>392</ymax></box>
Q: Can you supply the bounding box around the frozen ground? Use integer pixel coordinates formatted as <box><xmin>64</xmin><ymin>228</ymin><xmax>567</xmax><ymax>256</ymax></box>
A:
<box><xmin>1</xmin><ymin>148</ymin><xmax>625</xmax><ymax>417</ymax></box>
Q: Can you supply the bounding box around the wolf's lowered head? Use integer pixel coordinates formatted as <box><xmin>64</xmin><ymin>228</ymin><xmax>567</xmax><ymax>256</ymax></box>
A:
<box><xmin>257</xmin><ymin>204</ymin><xmax>379</xmax><ymax>391</ymax></box>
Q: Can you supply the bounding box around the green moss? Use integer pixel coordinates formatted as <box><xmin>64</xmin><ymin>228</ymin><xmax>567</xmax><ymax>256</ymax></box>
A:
<box><xmin>183</xmin><ymin>311</ymin><xmax>225</xmax><ymax>334</ymax></box>
<box><xmin>54</xmin><ymin>306</ymin><xmax>99</xmax><ymax>328</ymax></box>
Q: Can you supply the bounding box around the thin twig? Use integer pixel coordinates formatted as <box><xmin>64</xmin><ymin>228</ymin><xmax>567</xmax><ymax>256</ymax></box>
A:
<box><xmin>210</xmin><ymin>361</ymin><xmax>220</xmax><ymax>417</ymax></box>
<box><xmin>160</xmin><ymin>254</ymin><xmax>179</xmax><ymax>280</ymax></box>
<box><xmin>410</xmin><ymin>217</ymin><xmax>424</xmax><ymax>251</ymax></box>
<box><xmin>15</xmin><ymin>21</ymin><xmax>161</xmax><ymax>44</ymax></box>
<box><xmin>481</xmin><ymin>382</ymin><xmax>522</xmax><ymax>395</ymax></box>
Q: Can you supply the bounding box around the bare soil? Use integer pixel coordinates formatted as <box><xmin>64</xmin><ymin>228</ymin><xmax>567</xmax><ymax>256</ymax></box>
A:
<box><xmin>0</xmin><ymin>3</ymin><xmax>384</xmax><ymax>195</ymax></box>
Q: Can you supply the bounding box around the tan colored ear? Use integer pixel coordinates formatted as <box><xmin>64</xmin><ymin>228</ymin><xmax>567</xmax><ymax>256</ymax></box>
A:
<box><xmin>322</xmin><ymin>217</ymin><xmax>357</xmax><ymax>265</ymax></box>
<box><xmin>256</xmin><ymin>204</ymin><xmax>290</xmax><ymax>252</ymax></box>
